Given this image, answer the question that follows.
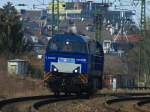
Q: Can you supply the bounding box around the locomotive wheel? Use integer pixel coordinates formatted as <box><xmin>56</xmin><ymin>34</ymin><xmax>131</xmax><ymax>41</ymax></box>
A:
<box><xmin>92</xmin><ymin>78</ymin><xmax>99</xmax><ymax>90</ymax></box>
<box><xmin>76</xmin><ymin>92</ymin><xmax>82</xmax><ymax>97</ymax></box>
<box><xmin>98</xmin><ymin>76</ymin><xmax>103</xmax><ymax>89</ymax></box>
<box><xmin>65</xmin><ymin>92</ymin><xmax>71</xmax><ymax>96</ymax></box>
<box><xmin>54</xmin><ymin>91</ymin><xmax>60</xmax><ymax>96</ymax></box>
<box><xmin>87</xmin><ymin>78</ymin><xmax>97</xmax><ymax>96</ymax></box>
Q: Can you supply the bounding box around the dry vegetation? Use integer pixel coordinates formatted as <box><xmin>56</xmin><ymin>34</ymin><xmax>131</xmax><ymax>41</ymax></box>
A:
<box><xmin>40</xmin><ymin>97</ymin><xmax>110</xmax><ymax>112</ymax></box>
<box><xmin>0</xmin><ymin>55</ymin><xmax>49</xmax><ymax>97</ymax></box>
<box><xmin>0</xmin><ymin>55</ymin><xmax>50</xmax><ymax>112</ymax></box>
<box><xmin>112</xmin><ymin>101</ymin><xmax>138</xmax><ymax>112</ymax></box>
<box><xmin>104</xmin><ymin>55</ymin><xmax>128</xmax><ymax>75</ymax></box>
<box><xmin>0</xmin><ymin>55</ymin><xmax>143</xmax><ymax>112</ymax></box>
<box><xmin>0</xmin><ymin>71</ymin><xmax>49</xmax><ymax>97</ymax></box>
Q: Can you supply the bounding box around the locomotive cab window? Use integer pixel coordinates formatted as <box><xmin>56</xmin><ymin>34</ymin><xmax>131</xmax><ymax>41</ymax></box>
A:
<box><xmin>62</xmin><ymin>41</ymin><xmax>87</xmax><ymax>53</ymax></box>
<box><xmin>47</xmin><ymin>39</ymin><xmax>87</xmax><ymax>54</ymax></box>
<box><xmin>63</xmin><ymin>41</ymin><xmax>73</xmax><ymax>52</ymax></box>
<box><xmin>47</xmin><ymin>40</ymin><xmax>58</xmax><ymax>51</ymax></box>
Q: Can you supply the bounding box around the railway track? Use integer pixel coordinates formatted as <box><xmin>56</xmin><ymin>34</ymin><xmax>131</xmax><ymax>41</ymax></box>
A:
<box><xmin>32</xmin><ymin>95</ymin><xmax>83</xmax><ymax>112</ymax></box>
<box><xmin>104</xmin><ymin>95</ymin><xmax>150</xmax><ymax>112</ymax></box>
<box><xmin>30</xmin><ymin>92</ymin><xmax>150</xmax><ymax>112</ymax></box>
<box><xmin>0</xmin><ymin>95</ymin><xmax>53</xmax><ymax>109</ymax></box>
<box><xmin>0</xmin><ymin>95</ymin><xmax>74</xmax><ymax>112</ymax></box>
<box><xmin>96</xmin><ymin>92</ymin><xmax>150</xmax><ymax>97</ymax></box>
<box><xmin>134</xmin><ymin>99</ymin><xmax>150</xmax><ymax>112</ymax></box>
<box><xmin>1</xmin><ymin>92</ymin><xmax>150</xmax><ymax>112</ymax></box>
<box><xmin>124</xmin><ymin>87</ymin><xmax>150</xmax><ymax>90</ymax></box>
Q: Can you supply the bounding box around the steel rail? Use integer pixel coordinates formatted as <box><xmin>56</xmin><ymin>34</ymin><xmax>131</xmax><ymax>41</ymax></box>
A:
<box><xmin>0</xmin><ymin>92</ymin><xmax>150</xmax><ymax>111</ymax></box>
<box><xmin>32</xmin><ymin>93</ymin><xmax>150</xmax><ymax>112</ymax></box>
<box><xmin>32</xmin><ymin>95</ymin><xmax>81</xmax><ymax>111</ymax></box>
<box><xmin>134</xmin><ymin>99</ymin><xmax>150</xmax><ymax>112</ymax></box>
<box><xmin>0</xmin><ymin>95</ymin><xmax>59</xmax><ymax>110</ymax></box>
<box><xmin>123</xmin><ymin>87</ymin><xmax>150</xmax><ymax>90</ymax></box>
<box><xmin>104</xmin><ymin>96</ymin><xmax>150</xmax><ymax>112</ymax></box>
<box><xmin>96</xmin><ymin>92</ymin><xmax>150</xmax><ymax>97</ymax></box>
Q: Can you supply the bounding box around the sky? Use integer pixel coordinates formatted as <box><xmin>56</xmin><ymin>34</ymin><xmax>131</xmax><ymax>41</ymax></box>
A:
<box><xmin>0</xmin><ymin>0</ymin><xmax>140</xmax><ymax>10</ymax></box>
<box><xmin>0</xmin><ymin>0</ymin><xmax>145</xmax><ymax>11</ymax></box>
<box><xmin>0</xmin><ymin>0</ymin><xmax>150</xmax><ymax>25</ymax></box>
<box><xmin>0</xmin><ymin>0</ymin><xmax>143</xmax><ymax>12</ymax></box>
<box><xmin>0</xmin><ymin>0</ymin><xmax>46</xmax><ymax>10</ymax></box>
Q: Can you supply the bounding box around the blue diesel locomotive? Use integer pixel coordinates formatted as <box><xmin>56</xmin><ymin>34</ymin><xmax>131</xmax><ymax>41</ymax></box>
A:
<box><xmin>44</xmin><ymin>33</ymin><xmax>104</xmax><ymax>95</ymax></box>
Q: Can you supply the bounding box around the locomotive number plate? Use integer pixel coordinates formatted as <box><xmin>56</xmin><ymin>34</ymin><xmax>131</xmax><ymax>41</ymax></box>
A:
<box><xmin>58</xmin><ymin>58</ymin><xmax>75</xmax><ymax>63</ymax></box>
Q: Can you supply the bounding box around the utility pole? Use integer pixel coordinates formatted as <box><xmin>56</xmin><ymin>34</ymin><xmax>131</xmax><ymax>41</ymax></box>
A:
<box><xmin>138</xmin><ymin>0</ymin><xmax>146</xmax><ymax>87</ymax></box>
<box><xmin>51</xmin><ymin>0</ymin><xmax>60</xmax><ymax>35</ymax></box>
<box><xmin>56</xmin><ymin>0</ymin><xmax>59</xmax><ymax>30</ymax></box>
<box><xmin>52</xmin><ymin>0</ymin><xmax>55</xmax><ymax>35</ymax></box>
<box><xmin>140</xmin><ymin>0</ymin><xmax>146</xmax><ymax>37</ymax></box>
<box><xmin>95</xmin><ymin>13</ymin><xmax>103</xmax><ymax>43</ymax></box>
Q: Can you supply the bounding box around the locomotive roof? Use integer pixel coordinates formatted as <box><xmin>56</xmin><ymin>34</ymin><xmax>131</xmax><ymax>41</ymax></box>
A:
<box><xmin>52</xmin><ymin>33</ymin><xmax>91</xmax><ymax>43</ymax></box>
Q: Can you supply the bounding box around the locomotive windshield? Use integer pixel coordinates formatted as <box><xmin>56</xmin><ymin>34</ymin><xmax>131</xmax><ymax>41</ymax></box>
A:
<box><xmin>46</xmin><ymin>39</ymin><xmax>87</xmax><ymax>54</ymax></box>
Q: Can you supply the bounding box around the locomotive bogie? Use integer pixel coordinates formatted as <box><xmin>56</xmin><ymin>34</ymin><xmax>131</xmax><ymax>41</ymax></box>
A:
<box><xmin>44</xmin><ymin>73</ymin><xmax>89</xmax><ymax>93</ymax></box>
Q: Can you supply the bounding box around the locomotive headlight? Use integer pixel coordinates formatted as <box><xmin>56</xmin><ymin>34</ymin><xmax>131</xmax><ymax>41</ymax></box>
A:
<box><xmin>51</xmin><ymin>65</ymin><xmax>58</xmax><ymax>72</ymax></box>
<box><xmin>73</xmin><ymin>67</ymin><xmax>80</xmax><ymax>74</ymax></box>
<box><xmin>74</xmin><ymin>69</ymin><xmax>78</xmax><ymax>73</ymax></box>
<box><xmin>54</xmin><ymin>68</ymin><xmax>57</xmax><ymax>72</ymax></box>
